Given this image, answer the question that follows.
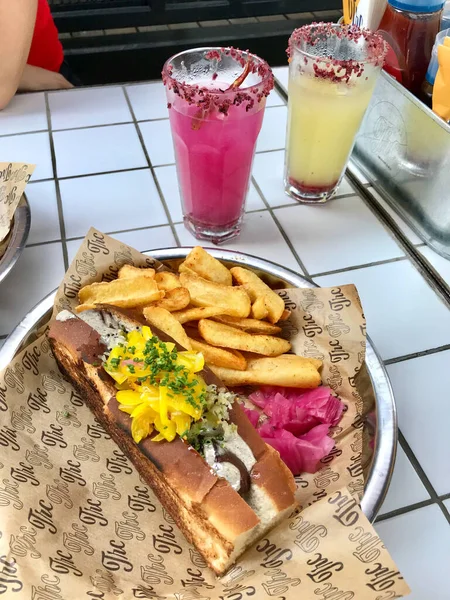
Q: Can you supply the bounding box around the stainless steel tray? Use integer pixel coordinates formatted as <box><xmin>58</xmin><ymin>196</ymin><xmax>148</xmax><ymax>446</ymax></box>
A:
<box><xmin>0</xmin><ymin>248</ymin><xmax>397</xmax><ymax>522</ymax></box>
<box><xmin>353</xmin><ymin>71</ymin><xmax>450</xmax><ymax>260</ymax></box>
<box><xmin>0</xmin><ymin>194</ymin><xmax>31</xmax><ymax>285</ymax></box>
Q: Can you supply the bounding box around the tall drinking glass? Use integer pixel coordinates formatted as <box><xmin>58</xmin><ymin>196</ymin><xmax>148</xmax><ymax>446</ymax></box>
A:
<box><xmin>285</xmin><ymin>23</ymin><xmax>387</xmax><ymax>203</ymax></box>
<box><xmin>163</xmin><ymin>48</ymin><xmax>273</xmax><ymax>244</ymax></box>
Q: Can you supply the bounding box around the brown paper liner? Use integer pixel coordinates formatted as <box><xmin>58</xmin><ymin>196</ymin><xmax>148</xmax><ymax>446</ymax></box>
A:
<box><xmin>0</xmin><ymin>228</ymin><xmax>410</xmax><ymax>598</ymax></box>
<box><xmin>0</xmin><ymin>162</ymin><xmax>35</xmax><ymax>247</ymax></box>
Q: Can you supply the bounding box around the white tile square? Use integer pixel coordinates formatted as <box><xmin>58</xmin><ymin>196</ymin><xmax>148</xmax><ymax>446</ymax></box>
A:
<box><xmin>53</xmin><ymin>124</ymin><xmax>147</xmax><ymax>178</ymax></box>
<box><xmin>0</xmin><ymin>93</ymin><xmax>47</xmax><ymax>135</ymax></box>
<box><xmin>379</xmin><ymin>445</ymin><xmax>429</xmax><ymax>515</ymax></box>
<box><xmin>316</xmin><ymin>261</ymin><xmax>450</xmax><ymax>360</ymax></box>
<box><xmin>0</xmin><ymin>132</ymin><xmax>53</xmax><ymax>180</ymax></box>
<box><xmin>347</xmin><ymin>159</ymin><xmax>370</xmax><ymax>184</ymax></box>
<box><xmin>49</xmin><ymin>87</ymin><xmax>132</xmax><ymax>130</ymax></box>
<box><xmin>175</xmin><ymin>211</ymin><xmax>302</xmax><ymax>272</ymax></box>
<box><xmin>26</xmin><ymin>180</ymin><xmax>61</xmax><ymax>244</ymax></box>
<box><xmin>155</xmin><ymin>164</ymin><xmax>264</xmax><ymax>223</ymax></box>
<box><xmin>445</xmin><ymin>499</ymin><xmax>450</xmax><ymax>511</ymax></box>
<box><xmin>66</xmin><ymin>226</ymin><xmax>176</xmax><ymax>264</ymax></box>
<box><xmin>138</xmin><ymin>119</ymin><xmax>174</xmax><ymax>166</ymax></box>
<box><xmin>252</xmin><ymin>150</ymin><xmax>355</xmax><ymax>208</ymax></box>
<box><xmin>256</xmin><ymin>106</ymin><xmax>287</xmax><ymax>152</ymax></box>
<box><xmin>368</xmin><ymin>187</ymin><xmax>422</xmax><ymax>245</ymax></box>
<box><xmin>126</xmin><ymin>82</ymin><xmax>169</xmax><ymax>121</ymax></box>
<box><xmin>274</xmin><ymin>196</ymin><xmax>404</xmax><ymax>274</ymax></box>
<box><xmin>60</xmin><ymin>169</ymin><xmax>168</xmax><ymax>239</ymax></box>
<box><xmin>272</xmin><ymin>66</ymin><xmax>289</xmax><ymax>92</ymax></box>
<box><xmin>375</xmin><ymin>505</ymin><xmax>450</xmax><ymax>600</ymax></box>
<box><xmin>420</xmin><ymin>247</ymin><xmax>450</xmax><ymax>287</ymax></box>
<box><xmin>265</xmin><ymin>88</ymin><xmax>285</xmax><ymax>107</ymax></box>
<box><xmin>387</xmin><ymin>351</ymin><xmax>450</xmax><ymax>496</ymax></box>
<box><xmin>0</xmin><ymin>243</ymin><xmax>65</xmax><ymax>337</ymax></box>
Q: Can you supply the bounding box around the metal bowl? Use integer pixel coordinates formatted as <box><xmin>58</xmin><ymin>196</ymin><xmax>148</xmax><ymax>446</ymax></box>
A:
<box><xmin>0</xmin><ymin>194</ymin><xmax>31</xmax><ymax>285</ymax></box>
<box><xmin>0</xmin><ymin>247</ymin><xmax>397</xmax><ymax>522</ymax></box>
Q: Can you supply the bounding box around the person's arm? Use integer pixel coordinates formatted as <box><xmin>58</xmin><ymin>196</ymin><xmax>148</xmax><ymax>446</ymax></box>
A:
<box><xmin>0</xmin><ymin>0</ymin><xmax>38</xmax><ymax>108</ymax></box>
<box><xmin>18</xmin><ymin>64</ymin><xmax>73</xmax><ymax>94</ymax></box>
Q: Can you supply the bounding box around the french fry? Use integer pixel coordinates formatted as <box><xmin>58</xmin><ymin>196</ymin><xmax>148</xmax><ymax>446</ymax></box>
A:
<box><xmin>198</xmin><ymin>319</ymin><xmax>291</xmax><ymax>357</ymax></box>
<box><xmin>189</xmin><ymin>338</ymin><xmax>247</xmax><ymax>371</ymax></box>
<box><xmin>172</xmin><ymin>306</ymin><xmax>227</xmax><ymax>324</ymax></box>
<box><xmin>143</xmin><ymin>306</ymin><xmax>192</xmax><ymax>350</ymax></box>
<box><xmin>230</xmin><ymin>267</ymin><xmax>285</xmax><ymax>324</ymax></box>
<box><xmin>153</xmin><ymin>287</ymin><xmax>190</xmax><ymax>312</ymax></box>
<box><xmin>155</xmin><ymin>271</ymin><xmax>181</xmax><ymax>292</ymax></box>
<box><xmin>179</xmin><ymin>247</ymin><xmax>232</xmax><ymax>286</ymax></box>
<box><xmin>210</xmin><ymin>355</ymin><xmax>322</xmax><ymax>388</ymax></box>
<box><xmin>212</xmin><ymin>315</ymin><xmax>281</xmax><ymax>335</ymax></box>
<box><xmin>79</xmin><ymin>278</ymin><xmax>162</xmax><ymax>308</ymax></box>
<box><xmin>180</xmin><ymin>272</ymin><xmax>250</xmax><ymax>318</ymax></box>
<box><xmin>118</xmin><ymin>264</ymin><xmax>155</xmax><ymax>280</ymax></box>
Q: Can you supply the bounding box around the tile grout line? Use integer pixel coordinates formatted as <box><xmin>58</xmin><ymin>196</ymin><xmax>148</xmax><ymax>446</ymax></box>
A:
<box><xmin>44</xmin><ymin>93</ymin><xmax>69</xmax><ymax>270</ymax></box>
<box><xmin>311</xmin><ymin>255</ymin><xmax>409</xmax><ymax>278</ymax></box>
<box><xmin>122</xmin><ymin>87</ymin><xmax>181</xmax><ymax>247</ymax></box>
<box><xmin>384</xmin><ymin>343</ymin><xmax>450</xmax><ymax>365</ymax></box>
<box><xmin>398</xmin><ymin>429</ymin><xmax>450</xmax><ymax>525</ymax></box>
<box><xmin>376</xmin><ymin>498</ymin><xmax>437</xmax><ymax>523</ymax></box>
<box><xmin>251</xmin><ymin>176</ymin><xmax>312</xmax><ymax>279</ymax></box>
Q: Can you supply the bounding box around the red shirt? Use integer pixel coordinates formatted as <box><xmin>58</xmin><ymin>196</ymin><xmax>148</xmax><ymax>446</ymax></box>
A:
<box><xmin>28</xmin><ymin>0</ymin><xmax>64</xmax><ymax>72</ymax></box>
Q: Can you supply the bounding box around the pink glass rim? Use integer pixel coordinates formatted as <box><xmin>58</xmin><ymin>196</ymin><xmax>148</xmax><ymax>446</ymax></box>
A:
<box><xmin>288</xmin><ymin>22</ymin><xmax>387</xmax><ymax>68</ymax></box>
<box><xmin>162</xmin><ymin>46</ymin><xmax>274</xmax><ymax>100</ymax></box>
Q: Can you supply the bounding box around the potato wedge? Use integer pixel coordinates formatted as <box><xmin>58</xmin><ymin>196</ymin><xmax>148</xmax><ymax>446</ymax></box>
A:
<box><xmin>155</xmin><ymin>271</ymin><xmax>181</xmax><ymax>292</ymax></box>
<box><xmin>198</xmin><ymin>319</ymin><xmax>290</xmax><ymax>357</ymax></box>
<box><xmin>79</xmin><ymin>278</ymin><xmax>162</xmax><ymax>308</ymax></box>
<box><xmin>153</xmin><ymin>287</ymin><xmax>190</xmax><ymax>312</ymax></box>
<box><xmin>118</xmin><ymin>264</ymin><xmax>155</xmax><ymax>280</ymax></box>
<box><xmin>171</xmin><ymin>306</ymin><xmax>227</xmax><ymax>324</ymax></box>
<box><xmin>210</xmin><ymin>355</ymin><xmax>322</xmax><ymax>388</ymax></box>
<box><xmin>143</xmin><ymin>306</ymin><xmax>191</xmax><ymax>350</ymax></box>
<box><xmin>212</xmin><ymin>315</ymin><xmax>281</xmax><ymax>335</ymax></box>
<box><xmin>180</xmin><ymin>272</ymin><xmax>250</xmax><ymax>318</ymax></box>
<box><xmin>230</xmin><ymin>267</ymin><xmax>285</xmax><ymax>324</ymax></box>
<box><xmin>189</xmin><ymin>338</ymin><xmax>247</xmax><ymax>371</ymax></box>
<box><xmin>179</xmin><ymin>247</ymin><xmax>232</xmax><ymax>286</ymax></box>
<box><xmin>75</xmin><ymin>304</ymin><xmax>96</xmax><ymax>313</ymax></box>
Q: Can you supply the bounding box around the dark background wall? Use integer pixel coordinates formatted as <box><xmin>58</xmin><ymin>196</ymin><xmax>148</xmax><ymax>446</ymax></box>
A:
<box><xmin>50</xmin><ymin>1</ymin><xmax>342</xmax><ymax>84</ymax></box>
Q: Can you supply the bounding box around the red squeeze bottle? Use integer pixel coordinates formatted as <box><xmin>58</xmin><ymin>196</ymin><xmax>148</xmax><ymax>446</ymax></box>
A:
<box><xmin>378</xmin><ymin>0</ymin><xmax>445</xmax><ymax>97</ymax></box>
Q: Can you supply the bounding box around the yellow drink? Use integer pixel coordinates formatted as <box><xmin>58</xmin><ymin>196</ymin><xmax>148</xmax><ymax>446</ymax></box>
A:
<box><xmin>286</xmin><ymin>74</ymin><xmax>376</xmax><ymax>196</ymax></box>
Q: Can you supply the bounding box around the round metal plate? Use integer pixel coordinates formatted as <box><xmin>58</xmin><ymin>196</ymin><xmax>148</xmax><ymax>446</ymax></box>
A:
<box><xmin>0</xmin><ymin>247</ymin><xmax>397</xmax><ymax>522</ymax></box>
<box><xmin>0</xmin><ymin>195</ymin><xmax>31</xmax><ymax>285</ymax></box>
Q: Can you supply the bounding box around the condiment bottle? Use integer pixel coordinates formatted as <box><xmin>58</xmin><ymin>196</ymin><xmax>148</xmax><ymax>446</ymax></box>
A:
<box><xmin>378</xmin><ymin>0</ymin><xmax>446</xmax><ymax>97</ymax></box>
<box><xmin>421</xmin><ymin>28</ymin><xmax>450</xmax><ymax>106</ymax></box>
<box><xmin>441</xmin><ymin>1</ymin><xmax>450</xmax><ymax>28</ymax></box>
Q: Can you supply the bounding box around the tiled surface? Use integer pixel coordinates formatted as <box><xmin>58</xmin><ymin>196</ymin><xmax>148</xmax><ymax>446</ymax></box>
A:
<box><xmin>0</xmin><ymin>132</ymin><xmax>53</xmax><ymax>180</ymax></box>
<box><xmin>1</xmin><ymin>82</ymin><xmax>450</xmax><ymax>600</ymax></box>
<box><xmin>316</xmin><ymin>260</ymin><xmax>450</xmax><ymax>361</ymax></box>
<box><xmin>49</xmin><ymin>87</ymin><xmax>132</xmax><ymax>129</ymax></box>
<box><xmin>275</xmin><ymin>195</ymin><xmax>404</xmax><ymax>274</ymax></box>
<box><xmin>367</xmin><ymin>187</ymin><xmax>423</xmax><ymax>245</ymax></box>
<box><xmin>60</xmin><ymin>169</ymin><xmax>168</xmax><ymax>238</ymax></box>
<box><xmin>0</xmin><ymin>93</ymin><xmax>47</xmax><ymax>135</ymax></box>
<box><xmin>176</xmin><ymin>211</ymin><xmax>301</xmax><ymax>272</ymax></box>
<box><xmin>420</xmin><ymin>246</ymin><xmax>450</xmax><ymax>286</ymax></box>
<box><xmin>53</xmin><ymin>124</ymin><xmax>148</xmax><ymax>178</ymax></box>
<box><xmin>387</xmin><ymin>351</ymin><xmax>450</xmax><ymax>496</ymax></box>
<box><xmin>378</xmin><ymin>445</ymin><xmax>429</xmax><ymax>516</ymax></box>
<box><xmin>375</xmin><ymin>506</ymin><xmax>450</xmax><ymax>600</ymax></box>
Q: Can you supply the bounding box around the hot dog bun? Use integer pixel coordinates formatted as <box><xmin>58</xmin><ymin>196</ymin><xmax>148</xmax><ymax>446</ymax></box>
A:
<box><xmin>47</xmin><ymin>306</ymin><xmax>297</xmax><ymax>575</ymax></box>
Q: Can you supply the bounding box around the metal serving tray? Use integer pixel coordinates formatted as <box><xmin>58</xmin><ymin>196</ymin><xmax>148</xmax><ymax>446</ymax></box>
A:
<box><xmin>0</xmin><ymin>248</ymin><xmax>397</xmax><ymax>522</ymax></box>
<box><xmin>353</xmin><ymin>71</ymin><xmax>450</xmax><ymax>260</ymax></box>
<box><xmin>0</xmin><ymin>194</ymin><xmax>31</xmax><ymax>285</ymax></box>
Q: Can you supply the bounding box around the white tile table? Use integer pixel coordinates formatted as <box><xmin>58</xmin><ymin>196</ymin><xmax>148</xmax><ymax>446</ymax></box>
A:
<box><xmin>0</xmin><ymin>71</ymin><xmax>449</xmax><ymax>599</ymax></box>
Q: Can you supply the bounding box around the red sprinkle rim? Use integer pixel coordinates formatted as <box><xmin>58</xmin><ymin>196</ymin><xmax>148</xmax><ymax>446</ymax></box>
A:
<box><xmin>162</xmin><ymin>47</ymin><xmax>274</xmax><ymax>115</ymax></box>
<box><xmin>287</xmin><ymin>22</ymin><xmax>387</xmax><ymax>83</ymax></box>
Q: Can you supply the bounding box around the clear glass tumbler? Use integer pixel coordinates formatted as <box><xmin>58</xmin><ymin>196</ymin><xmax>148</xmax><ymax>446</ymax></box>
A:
<box><xmin>162</xmin><ymin>47</ymin><xmax>273</xmax><ymax>244</ymax></box>
<box><xmin>285</xmin><ymin>23</ymin><xmax>387</xmax><ymax>204</ymax></box>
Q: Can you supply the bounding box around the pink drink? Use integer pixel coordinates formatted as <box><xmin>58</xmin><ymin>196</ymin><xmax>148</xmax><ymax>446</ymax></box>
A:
<box><xmin>169</xmin><ymin>97</ymin><xmax>264</xmax><ymax>233</ymax></box>
<box><xmin>163</xmin><ymin>48</ymin><xmax>273</xmax><ymax>244</ymax></box>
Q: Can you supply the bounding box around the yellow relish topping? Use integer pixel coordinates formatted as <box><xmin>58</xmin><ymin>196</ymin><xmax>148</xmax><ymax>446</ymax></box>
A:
<box><xmin>103</xmin><ymin>326</ymin><xmax>207</xmax><ymax>444</ymax></box>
